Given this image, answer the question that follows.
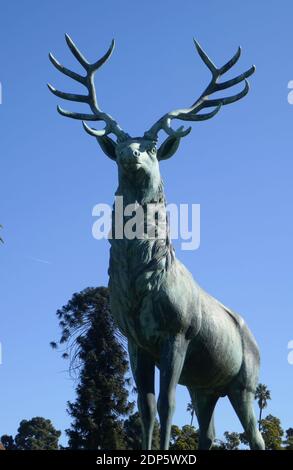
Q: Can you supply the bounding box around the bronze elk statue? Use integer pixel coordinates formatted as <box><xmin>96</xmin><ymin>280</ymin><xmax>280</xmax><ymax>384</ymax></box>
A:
<box><xmin>49</xmin><ymin>35</ymin><xmax>265</xmax><ymax>450</ymax></box>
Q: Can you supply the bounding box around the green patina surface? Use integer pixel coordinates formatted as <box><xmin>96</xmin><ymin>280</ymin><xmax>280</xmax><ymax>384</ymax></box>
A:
<box><xmin>49</xmin><ymin>35</ymin><xmax>264</xmax><ymax>450</ymax></box>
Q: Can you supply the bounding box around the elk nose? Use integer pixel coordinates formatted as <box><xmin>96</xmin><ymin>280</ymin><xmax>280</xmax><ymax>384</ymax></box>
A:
<box><xmin>133</xmin><ymin>149</ymin><xmax>140</xmax><ymax>158</ymax></box>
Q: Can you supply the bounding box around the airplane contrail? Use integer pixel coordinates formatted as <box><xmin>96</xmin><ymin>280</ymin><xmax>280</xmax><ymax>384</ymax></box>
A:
<box><xmin>27</xmin><ymin>256</ymin><xmax>52</xmax><ymax>265</ymax></box>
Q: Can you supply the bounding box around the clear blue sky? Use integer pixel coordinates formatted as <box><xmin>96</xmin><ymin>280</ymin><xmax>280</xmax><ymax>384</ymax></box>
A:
<box><xmin>1</xmin><ymin>0</ymin><xmax>293</xmax><ymax>445</ymax></box>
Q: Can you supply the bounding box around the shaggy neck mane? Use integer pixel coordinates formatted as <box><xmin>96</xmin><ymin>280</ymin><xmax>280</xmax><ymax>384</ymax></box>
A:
<box><xmin>109</xmin><ymin>179</ymin><xmax>175</xmax><ymax>297</ymax></box>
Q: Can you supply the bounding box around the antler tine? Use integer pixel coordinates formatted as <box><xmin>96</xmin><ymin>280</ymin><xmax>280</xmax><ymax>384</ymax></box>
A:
<box><xmin>194</xmin><ymin>40</ymin><xmax>218</xmax><ymax>78</ymax></box>
<box><xmin>189</xmin><ymin>40</ymin><xmax>255</xmax><ymax>109</ymax></box>
<box><xmin>48</xmin><ymin>35</ymin><xmax>128</xmax><ymax>140</ymax></box>
<box><xmin>145</xmin><ymin>39</ymin><xmax>255</xmax><ymax>140</ymax></box>
<box><xmin>219</xmin><ymin>46</ymin><xmax>241</xmax><ymax>75</ymax></box>
<box><xmin>64</xmin><ymin>33</ymin><xmax>90</xmax><ymax>70</ymax></box>
<box><xmin>49</xmin><ymin>52</ymin><xmax>85</xmax><ymax>84</ymax></box>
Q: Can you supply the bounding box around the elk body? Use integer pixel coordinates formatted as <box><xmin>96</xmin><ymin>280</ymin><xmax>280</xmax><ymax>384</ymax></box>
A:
<box><xmin>49</xmin><ymin>35</ymin><xmax>265</xmax><ymax>450</ymax></box>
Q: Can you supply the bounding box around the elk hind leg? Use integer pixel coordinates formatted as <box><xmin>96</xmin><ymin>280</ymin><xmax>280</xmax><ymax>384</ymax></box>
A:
<box><xmin>228</xmin><ymin>387</ymin><xmax>265</xmax><ymax>450</ymax></box>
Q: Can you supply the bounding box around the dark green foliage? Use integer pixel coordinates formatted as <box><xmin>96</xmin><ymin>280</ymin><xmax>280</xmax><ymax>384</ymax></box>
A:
<box><xmin>170</xmin><ymin>425</ymin><xmax>198</xmax><ymax>450</ymax></box>
<box><xmin>123</xmin><ymin>411</ymin><xmax>160</xmax><ymax>450</ymax></box>
<box><xmin>52</xmin><ymin>287</ymin><xmax>133</xmax><ymax>449</ymax></box>
<box><xmin>218</xmin><ymin>431</ymin><xmax>241</xmax><ymax>450</ymax></box>
<box><xmin>1</xmin><ymin>418</ymin><xmax>60</xmax><ymax>450</ymax></box>
<box><xmin>0</xmin><ymin>435</ymin><xmax>17</xmax><ymax>450</ymax></box>
<box><xmin>239</xmin><ymin>431</ymin><xmax>249</xmax><ymax>448</ymax></box>
<box><xmin>283</xmin><ymin>428</ymin><xmax>293</xmax><ymax>450</ymax></box>
<box><xmin>260</xmin><ymin>414</ymin><xmax>284</xmax><ymax>450</ymax></box>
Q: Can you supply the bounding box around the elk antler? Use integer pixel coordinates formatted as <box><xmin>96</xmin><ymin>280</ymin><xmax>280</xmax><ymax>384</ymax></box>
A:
<box><xmin>48</xmin><ymin>34</ymin><xmax>129</xmax><ymax>141</ymax></box>
<box><xmin>145</xmin><ymin>39</ymin><xmax>255</xmax><ymax>140</ymax></box>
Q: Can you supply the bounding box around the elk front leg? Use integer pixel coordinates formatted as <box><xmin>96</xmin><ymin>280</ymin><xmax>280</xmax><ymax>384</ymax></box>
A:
<box><xmin>128</xmin><ymin>341</ymin><xmax>156</xmax><ymax>450</ymax></box>
<box><xmin>158</xmin><ymin>334</ymin><xmax>189</xmax><ymax>450</ymax></box>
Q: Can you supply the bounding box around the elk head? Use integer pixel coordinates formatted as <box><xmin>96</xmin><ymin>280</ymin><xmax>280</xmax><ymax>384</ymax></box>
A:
<box><xmin>48</xmin><ymin>35</ymin><xmax>255</xmax><ymax>199</ymax></box>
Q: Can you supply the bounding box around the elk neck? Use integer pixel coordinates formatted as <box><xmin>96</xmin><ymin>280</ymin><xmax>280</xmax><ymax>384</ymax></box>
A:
<box><xmin>108</xmin><ymin>171</ymin><xmax>175</xmax><ymax>296</ymax></box>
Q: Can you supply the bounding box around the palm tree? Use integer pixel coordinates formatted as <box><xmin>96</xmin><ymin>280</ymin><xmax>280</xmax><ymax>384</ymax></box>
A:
<box><xmin>255</xmin><ymin>383</ymin><xmax>271</xmax><ymax>430</ymax></box>
<box><xmin>186</xmin><ymin>401</ymin><xmax>196</xmax><ymax>426</ymax></box>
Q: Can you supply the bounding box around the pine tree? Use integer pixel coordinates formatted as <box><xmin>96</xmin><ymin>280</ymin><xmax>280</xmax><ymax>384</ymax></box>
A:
<box><xmin>1</xmin><ymin>418</ymin><xmax>60</xmax><ymax>450</ymax></box>
<box><xmin>123</xmin><ymin>411</ymin><xmax>160</xmax><ymax>450</ymax></box>
<box><xmin>52</xmin><ymin>287</ymin><xmax>133</xmax><ymax>449</ymax></box>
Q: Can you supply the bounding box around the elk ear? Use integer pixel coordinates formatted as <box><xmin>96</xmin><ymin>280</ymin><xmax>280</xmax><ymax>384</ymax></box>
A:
<box><xmin>96</xmin><ymin>135</ymin><xmax>117</xmax><ymax>160</ymax></box>
<box><xmin>157</xmin><ymin>135</ymin><xmax>181</xmax><ymax>161</ymax></box>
